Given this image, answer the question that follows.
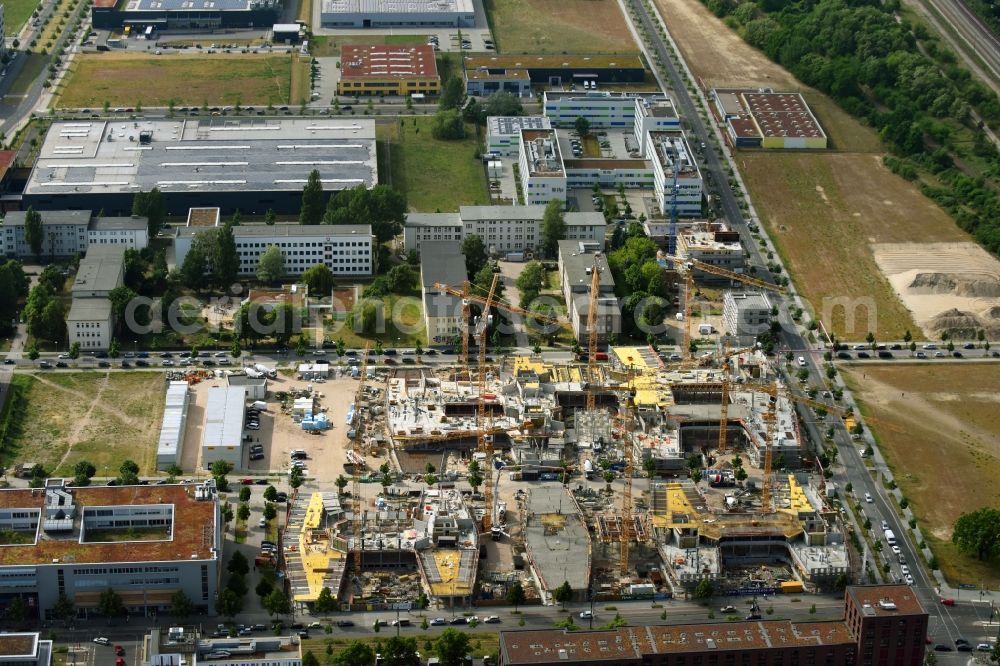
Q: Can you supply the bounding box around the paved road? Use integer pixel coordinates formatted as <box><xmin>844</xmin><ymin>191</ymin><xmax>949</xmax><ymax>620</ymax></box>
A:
<box><xmin>909</xmin><ymin>0</ymin><xmax>1000</xmax><ymax>93</ymax></box>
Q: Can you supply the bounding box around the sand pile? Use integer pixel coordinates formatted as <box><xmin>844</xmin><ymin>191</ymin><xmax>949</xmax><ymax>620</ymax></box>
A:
<box><xmin>928</xmin><ymin>307</ymin><xmax>1000</xmax><ymax>340</ymax></box>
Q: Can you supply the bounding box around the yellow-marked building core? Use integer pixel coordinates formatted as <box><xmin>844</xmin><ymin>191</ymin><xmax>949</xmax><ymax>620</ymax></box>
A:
<box><xmin>780</xmin><ymin>474</ymin><xmax>813</xmax><ymax>516</ymax></box>
<box><xmin>650</xmin><ymin>482</ymin><xmax>804</xmax><ymax>541</ymax></box>
<box><xmin>422</xmin><ymin>549</ymin><xmax>476</xmax><ymax>597</ymax></box>
<box><xmin>293</xmin><ymin>492</ymin><xmax>346</xmax><ymax>603</ymax></box>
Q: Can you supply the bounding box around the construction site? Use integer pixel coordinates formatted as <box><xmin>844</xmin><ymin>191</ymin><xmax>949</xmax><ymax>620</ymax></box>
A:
<box><xmin>273</xmin><ymin>263</ymin><xmax>856</xmax><ymax>614</ymax></box>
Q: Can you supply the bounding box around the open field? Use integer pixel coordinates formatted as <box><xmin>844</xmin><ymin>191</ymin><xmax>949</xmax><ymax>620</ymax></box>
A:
<box><xmin>57</xmin><ymin>54</ymin><xmax>293</xmax><ymax>107</ymax></box>
<box><xmin>840</xmin><ymin>363</ymin><xmax>1000</xmax><ymax>588</ymax></box>
<box><xmin>3</xmin><ymin>0</ymin><xmax>39</xmax><ymax>36</ymax></box>
<box><xmin>302</xmin><ymin>631</ymin><xmax>499</xmax><ymax>660</ymax></box>
<box><xmin>380</xmin><ymin>118</ymin><xmax>489</xmax><ymax>212</ymax></box>
<box><xmin>483</xmin><ymin>0</ymin><xmax>637</xmax><ymax>54</ymax></box>
<box><xmin>325</xmin><ymin>293</ymin><xmax>427</xmax><ymax>348</ymax></box>
<box><xmin>739</xmin><ymin>152</ymin><xmax>966</xmax><ymax>339</ymax></box>
<box><xmin>6</xmin><ymin>372</ymin><xmax>166</xmax><ymax>477</ymax></box>
<box><xmin>289</xmin><ymin>55</ymin><xmax>312</xmax><ymax>107</ymax></box>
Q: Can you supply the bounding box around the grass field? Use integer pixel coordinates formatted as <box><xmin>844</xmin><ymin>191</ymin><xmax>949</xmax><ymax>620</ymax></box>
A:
<box><xmin>483</xmin><ymin>0</ymin><xmax>637</xmax><ymax>54</ymax></box>
<box><xmin>289</xmin><ymin>55</ymin><xmax>312</xmax><ymax>107</ymax></box>
<box><xmin>6</xmin><ymin>372</ymin><xmax>166</xmax><ymax>477</ymax></box>
<box><xmin>840</xmin><ymin>363</ymin><xmax>1000</xmax><ymax>588</ymax></box>
<box><xmin>57</xmin><ymin>54</ymin><xmax>293</xmax><ymax>107</ymax></box>
<box><xmin>3</xmin><ymin>0</ymin><xmax>39</xmax><ymax>36</ymax></box>
<box><xmin>310</xmin><ymin>34</ymin><xmax>429</xmax><ymax>57</ymax></box>
<box><xmin>739</xmin><ymin>152</ymin><xmax>967</xmax><ymax>340</ymax></box>
<box><xmin>380</xmin><ymin>118</ymin><xmax>489</xmax><ymax>212</ymax></box>
<box><xmin>302</xmin><ymin>631</ymin><xmax>499</xmax><ymax>660</ymax></box>
<box><xmin>326</xmin><ymin>293</ymin><xmax>426</xmax><ymax>347</ymax></box>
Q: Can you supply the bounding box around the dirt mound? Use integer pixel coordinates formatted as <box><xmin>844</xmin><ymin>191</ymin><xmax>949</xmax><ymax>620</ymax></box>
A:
<box><xmin>983</xmin><ymin>306</ymin><xmax>1000</xmax><ymax>320</ymax></box>
<box><xmin>908</xmin><ymin>273</ymin><xmax>957</xmax><ymax>293</ymax></box>
<box><xmin>907</xmin><ymin>273</ymin><xmax>1000</xmax><ymax>297</ymax></box>
<box><xmin>956</xmin><ymin>278</ymin><xmax>1000</xmax><ymax>298</ymax></box>
<box><xmin>930</xmin><ymin>308</ymin><xmax>984</xmax><ymax>339</ymax></box>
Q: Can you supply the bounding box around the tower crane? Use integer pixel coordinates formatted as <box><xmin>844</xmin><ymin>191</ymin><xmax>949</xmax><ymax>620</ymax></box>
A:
<box><xmin>618</xmin><ymin>387</ymin><xmax>637</xmax><ymax>575</ymax></box>
<box><xmin>350</xmin><ymin>340</ymin><xmax>372</xmax><ymax>579</ymax></box>
<box><xmin>475</xmin><ymin>273</ymin><xmax>500</xmax><ymax>535</ymax></box>
<box><xmin>584</xmin><ymin>259</ymin><xmax>602</xmax><ymax>422</ymax></box>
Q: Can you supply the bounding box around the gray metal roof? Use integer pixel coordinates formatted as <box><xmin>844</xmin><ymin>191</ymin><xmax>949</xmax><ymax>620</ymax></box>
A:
<box><xmin>322</xmin><ymin>0</ymin><xmax>473</xmax><ymax>14</ymax></box>
<box><xmin>420</xmin><ymin>241</ymin><xmax>466</xmax><ymax>318</ymax></box>
<box><xmin>227</xmin><ymin>374</ymin><xmax>267</xmax><ymax>386</ymax></box>
<box><xmin>203</xmin><ymin>386</ymin><xmax>245</xmax><ymax>449</ymax></box>
<box><xmin>90</xmin><ymin>216</ymin><xmax>148</xmax><ymax>231</ymax></box>
<box><xmin>126</xmin><ymin>0</ymin><xmax>254</xmax><ymax>10</ymax></box>
<box><xmin>26</xmin><ymin>119</ymin><xmax>378</xmax><ymax>198</ymax></box>
<box><xmin>406</xmin><ymin>212</ymin><xmax>461</xmax><ymax>228</ymax></box>
<box><xmin>176</xmin><ymin>223</ymin><xmax>373</xmax><ymax>239</ymax></box>
<box><xmin>558</xmin><ymin>239</ymin><xmax>615</xmax><ymax>289</ymax></box>
<box><xmin>158</xmin><ymin>382</ymin><xmax>189</xmax><ymax>462</ymax></box>
<box><xmin>67</xmin><ymin>298</ymin><xmax>113</xmax><ymax>321</ymax></box>
<box><xmin>72</xmin><ymin>245</ymin><xmax>125</xmax><ymax>294</ymax></box>
<box><xmin>2</xmin><ymin>209</ymin><xmax>90</xmax><ymax>227</ymax></box>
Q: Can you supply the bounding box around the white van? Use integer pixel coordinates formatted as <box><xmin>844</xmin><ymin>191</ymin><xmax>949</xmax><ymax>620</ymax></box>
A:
<box><xmin>797</xmin><ymin>356</ymin><xmax>807</xmax><ymax>367</ymax></box>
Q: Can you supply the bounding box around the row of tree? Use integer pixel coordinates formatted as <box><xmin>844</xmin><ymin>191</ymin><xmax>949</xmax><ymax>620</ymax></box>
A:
<box><xmin>0</xmin><ymin>260</ymin><xmax>30</xmax><ymax>334</ymax></box>
<box><xmin>315</xmin><ymin>628</ymin><xmax>480</xmax><ymax>666</ymax></box>
<box><xmin>300</xmin><ymin>174</ymin><xmax>406</xmax><ymax>245</ymax></box>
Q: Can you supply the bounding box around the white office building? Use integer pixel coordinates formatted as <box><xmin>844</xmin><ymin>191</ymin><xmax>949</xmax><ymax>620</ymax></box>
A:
<box><xmin>486</xmin><ymin>116</ymin><xmax>551</xmax><ymax>157</ymax></box>
<box><xmin>543</xmin><ymin>91</ymin><xmax>681</xmax><ymax>139</ymax></box>
<box><xmin>88</xmin><ymin>216</ymin><xmax>149</xmax><ymax>250</ymax></box>
<box><xmin>723</xmin><ymin>291</ymin><xmax>772</xmax><ymax>339</ymax></box>
<box><xmin>647</xmin><ymin>130</ymin><xmax>703</xmax><ymax>217</ymax></box>
<box><xmin>558</xmin><ymin>240</ymin><xmax>621</xmax><ymax>343</ymax></box>
<box><xmin>403</xmin><ymin>205</ymin><xmax>606</xmax><ymax>254</ymax></box>
<box><xmin>202</xmin><ymin>387</ymin><xmax>247</xmax><ymax>470</ymax></box>
<box><xmin>518</xmin><ymin>129</ymin><xmax>567</xmax><ymax>206</ymax></box>
<box><xmin>175</xmin><ymin>224</ymin><xmax>374</xmax><ymax>278</ymax></box>
<box><xmin>67</xmin><ymin>244</ymin><xmax>125</xmax><ymax>351</ymax></box>
<box><xmin>1</xmin><ymin>210</ymin><xmax>149</xmax><ymax>258</ymax></box>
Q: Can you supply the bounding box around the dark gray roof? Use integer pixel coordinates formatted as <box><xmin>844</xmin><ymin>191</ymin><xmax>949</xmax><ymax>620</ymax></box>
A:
<box><xmin>558</xmin><ymin>240</ymin><xmax>615</xmax><ymax>290</ymax></box>
<box><xmin>2</xmin><ymin>210</ymin><xmax>90</xmax><ymax>226</ymax></box>
<box><xmin>67</xmin><ymin>298</ymin><xmax>112</xmax><ymax>321</ymax></box>
<box><xmin>73</xmin><ymin>245</ymin><xmax>125</xmax><ymax>294</ymax></box>
<box><xmin>177</xmin><ymin>223</ymin><xmax>373</xmax><ymax>239</ymax></box>
<box><xmin>90</xmin><ymin>216</ymin><xmax>148</xmax><ymax>231</ymax></box>
<box><xmin>420</xmin><ymin>241</ymin><xmax>466</xmax><ymax>318</ymax></box>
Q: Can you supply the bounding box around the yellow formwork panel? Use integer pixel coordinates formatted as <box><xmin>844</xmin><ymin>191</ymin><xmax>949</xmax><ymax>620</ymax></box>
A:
<box><xmin>428</xmin><ymin>550</ymin><xmax>474</xmax><ymax>596</ymax></box>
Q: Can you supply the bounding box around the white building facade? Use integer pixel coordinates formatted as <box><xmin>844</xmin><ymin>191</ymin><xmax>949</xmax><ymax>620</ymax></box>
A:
<box><xmin>647</xmin><ymin>131</ymin><xmax>703</xmax><ymax>217</ymax></box>
<box><xmin>88</xmin><ymin>216</ymin><xmax>149</xmax><ymax>250</ymax></box>
<box><xmin>1</xmin><ymin>210</ymin><xmax>90</xmax><ymax>258</ymax></box>
<box><xmin>518</xmin><ymin>129</ymin><xmax>567</xmax><ymax>206</ymax></box>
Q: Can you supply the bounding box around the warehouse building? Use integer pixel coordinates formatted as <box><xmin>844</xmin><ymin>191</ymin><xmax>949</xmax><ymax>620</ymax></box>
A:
<box><xmin>157</xmin><ymin>382</ymin><xmax>190</xmax><ymax>470</ymax></box>
<box><xmin>227</xmin><ymin>373</ymin><xmax>268</xmax><ymax>400</ymax></box>
<box><xmin>0</xmin><ymin>480</ymin><xmax>221</xmax><ymax>619</ymax></box>
<box><xmin>487</xmin><ymin>117</ymin><xmax>551</xmax><ymax>157</ymax></box>
<box><xmin>558</xmin><ymin>240</ymin><xmax>620</xmax><ymax>343</ymax></box>
<box><xmin>499</xmin><ymin>585</ymin><xmax>927</xmax><ymax>666</ymax></box>
<box><xmin>91</xmin><ymin>0</ymin><xmax>280</xmax><ymax>32</ymax></box>
<box><xmin>419</xmin><ymin>241</ymin><xmax>466</xmax><ymax>345</ymax></box>
<box><xmin>23</xmin><ymin>119</ymin><xmax>378</xmax><ymax>215</ymax></box>
<box><xmin>712</xmin><ymin>88</ymin><xmax>827</xmax><ymax>149</ymax></box>
<box><xmin>403</xmin><ymin>205</ymin><xmax>606</xmax><ymax>254</ymax></box>
<box><xmin>518</xmin><ymin>129</ymin><xmax>566</xmax><ymax>206</ymax></box>
<box><xmin>321</xmin><ymin>0</ymin><xmax>474</xmax><ymax>28</ymax></box>
<box><xmin>67</xmin><ymin>244</ymin><xmax>126</xmax><ymax>352</ymax></box>
<box><xmin>202</xmin><ymin>387</ymin><xmax>247</xmax><ymax>470</ymax></box>
<box><xmin>174</xmin><ymin>224</ymin><xmax>374</xmax><ymax>278</ymax></box>
<box><xmin>337</xmin><ymin>44</ymin><xmax>441</xmax><ymax>97</ymax></box>
<box><xmin>647</xmin><ymin>130</ymin><xmax>702</xmax><ymax>217</ymax></box>
<box><xmin>464</xmin><ymin>55</ymin><xmax>646</xmax><ymax>88</ymax></box>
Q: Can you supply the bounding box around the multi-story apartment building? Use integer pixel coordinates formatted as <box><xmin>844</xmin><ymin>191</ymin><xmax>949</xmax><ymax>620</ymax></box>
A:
<box><xmin>403</xmin><ymin>206</ymin><xmax>606</xmax><ymax>254</ymax></box>
<box><xmin>175</xmin><ymin>225</ymin><xmax>374</xmax><ymax>278</ymax></box>
<box><xmin>557</xmin><ymin>240</ymin><xmax>620</xmax><ymax>343</ymax></box>
<box><xmin>87</xmin><ymin>216</ymin><xmax>149</xmax><ymax>250</ymax></box>
<box><xmin>647</xmin><ymin>130</ymin><xmax>703</xmax><ymax>217</ymax></box>
<box><xmin>419</xmin><ymin>241</ymin><xmax>466</xmax><ymax>345</ymax></box>
<box><xmin>0</xmin><ymin>480</ymin><xmax>221</xmax><ymax>620</ymax></box>
<box><xmin>1</xmin><ymin>210</ymin><xmax>149</xmax><ymax>258</ymax></box>
<box><xmin>67</xmin><ymin>244</ymin><xmax>126</xmax><ymax>351</ymax></box>
<box><xmin>499</xmin><ymin>585</ymin><xmax>927</xmax><ymax>666</ymax></box>
<box><xmin>518</xmin><ymin>129</ymin><xmax>566</xmax><ymax>206</ymax></box>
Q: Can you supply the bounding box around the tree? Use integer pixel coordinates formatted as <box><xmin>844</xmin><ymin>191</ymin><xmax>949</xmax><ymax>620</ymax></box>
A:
<box><xmin>98</xmin><ymin>588</ymin><xmax>124</xmax><ymax>617</ymax></box>
<box><xmin>263</xmin><ymin>589</ymin><xmax>290</xmax><ymax>616</ymax></box>
<box><xmin>483</xmin><ymin>91</ymin><xmax>524</xmax><ymax>117</ymax></box>
<box><xmin>385</xmin><ymin>264</ymin><xmax>417</xmax><ymax>292</ymax></box>
<box><xmin>68</xmin><ymin>341</ymin><xmax>80</xmax><ymax>359</ymax></box>
<box><xmin>256</xmin><ymin>245</ymin><xmax>286</xmax><ymax>284</ymax></box>
<box><xmin>506</xmin><ymin>581</ymin><xmax>526</xmax><ymax>611</ymax></box>
<box><xmin>382</xmin><ymin>637</ymin><xmax>421</xmax><ymax>666</ymax></box>
<box><xmin>179</xmin><ymin>240</ymin><xmax>210</xmax><ymax>290</ymax></box>
<box><xmin>227</xmin><ymin>575</ymin><xmax>248</xmax><ymax>598</ymax></box>
<box><xmin>693</xmin><ymin>579</ymin><xmax>714</xmax><ymax>599</ymax></box>
<box><xmin>215</xmin><ymin>588</ymin><xmax>243</xmax><ymax>618</ymax></box>
<box><xmin>302</xmin><ymin>263</ymin><xmax>336</xmax><ymax>297</ymax></box>
<box><xmin>335</xmin><ymin>474</ymin><xmax>349</xmax><ymax>495</ymax></box>
<box><xmin>118</xmin><ymin>459</ymin><xmax>140</xmax><ymax>486</ymax></box>
<box><xmin>264</xmin><ymin>485</ymin><xmax>278</xmax><ymax>502</ymax></box>
<box><xmin>432</xmin><ymin>109</ymin><xmax>466</xmax><ymax>140</ymax></box>
<box><xmin>952</xmin><ymin>508</ymin><xmax>1000</xmax><ymax>561</ymax></box>
<box><xmin>53</xmin><ymin>592</ymin><xmax>75</xmax><ymax>622</ymax></box>
<box><xmin>575</xmin><ymin>116</ymin><xmax>591</xmax><ymax>138</ymax></box>
<box><xmin>314</xmin><ymin>586</ymin><xmax>336</xmax><ymax>613</ymax></box>
<box><xmin>434</xmin><ymin>629</ymin><xmax>471</xmax><ymax>666</ymax></box>
<box><xmin>228</xmin><ymin>550</ymin><xmax>250</xmax><ymax>576</ymax></box>
<box><xmin>516</xmin><ymin>261</ymin><xmax>546</xmax><ymax>308</ymax></box>
<box><xmin>133</xmin><ymin>188</ymin><xmax>166</xmax><ymax>238</ymax></box>
<box><xmin>438</xmin><ymin>76</ymin><xmax>466</xmax><ymax>110</ymax></box>
<box><xmin>214</xmin><ymin>222</ymin><xmax>239</xmax><ymax>287</ymax></box>
<box><xmin>263</xmin><ymin>503</ymin><xmax>277</xmax><ymax>521</ymax></box>
<box><xmin>264</xmin><ymin>209</ymin><xmax>276</xmax><ymax>226</ymax></box>
<box><xmin>332</xmin><ymin>642</ymin><xmax>375</xmax><ymax>666</ymax></box>
<box><xmin>300</xmin><ymin>169</ymin><xmax>325</xmax><ymax>225</ymax></box>
<box><xmin>302</xmin><ymin>653</ymin><xmax>319</xmax><ymax>666</ymax></box>
<box><xmin>540</xmin><ymin>199</ymin><xmax>567</xmax><ymax>258</ymax></box>
<box><xmin>256</xmin><ymin>579</ymin><xmax>274</xmax><ymax>598</ymax></box>
<box><xmin>238</xmin><ymin>503</ymin><xmax>251</xmax><ymax>522</ymax></box>
<box><xmin>553</xmin><ymin>580</ymin><xmax>573</xmax><ymax>608</ymax></box>
<box><xmin>461</xmin><ymin>235</ymin><xmax>488</xmax><ymax>280</ymax></box>
<box><xmin>73</xmin><ymin>460</ymin><xmax>96</xmax><ymax>487</ymax></box>
<box><xmin>467</xmin><ymin>460</ymin><xmax>483</xmax><ymax>492</ymax></box>
<box><xmin>24</xmin><ymin>207</ymin><xmax>44</xmax><ymax>259</ymax></box>
<box><xmin>7</xmin><ymin>597</ymin><xmax>26</xmax><ymax>623</ymax></box>
<box><xmin>170</xmin><ymin>590</ymin><xmax>194</xmax><ymax>618</ymax></box>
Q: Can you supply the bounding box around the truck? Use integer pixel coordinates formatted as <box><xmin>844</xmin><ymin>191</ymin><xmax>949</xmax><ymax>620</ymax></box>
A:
<box><xmin>583</xmin><ymin>459</ymin><xmax>595</xmax><ymax>480</ymax></box>
<box><xmin>254</xmin><ymin>364</ymin><xmax>277</xmax><ymax>378</ymax></box>
<box><xmin>884</xmin><ymin>529</ymin><xmax>896</xmax><ymax>546</ymax></box>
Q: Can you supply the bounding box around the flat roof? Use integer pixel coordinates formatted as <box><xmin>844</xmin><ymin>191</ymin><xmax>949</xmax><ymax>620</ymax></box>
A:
<box><xmin>26</xmin><ymin>119</ymin><xmax>378</xmax><ymax>198</ymax></box>
<box><xmin>90</xmin><ymin>215</ymin><xmax>148</xmax><ymax>231</ymax></box>
<box><xmin>559</xmin><ymin>240</ymin><xmax>615</xmax><ymax>290</ymax></box>
<box><xmin>177</xmin><ymin>223</ymin><xmax>372</xmax><ymax>239</ymax></box>
<box><xmin>406</xmin><ymin>212</ymin><xmax>462</xmax><ymax>228</ymax></box>
<box><xmin>725</xmin><ymin>291</ymin><xmax>771</xmax><ymax>311</ymax></box>
<box><xmin>420</xmin><ymin>241</ymin><xmax>465</xmax><ymax>318</ymax></box>
<box><xmin>340</xmin><ymin>45</ymin><xmax>438</xmax><ymax>81</ymax></box>
<box><xmin>323</xmin><ymin>0</ymin><xmax>473</xmax><ymax>13</ymax></box>
<box><xmin>2</xmin><ymin>209</ymin><xmax>90</xmax><ymax>227</ymax></box>
<box><xmin>729</xmin><ymin>117</ymin><xmax>760</xmax><ymax>139</ymax></box>
<box><xmin>523</xmin><ymin>486</ymin><xmax>591</xmax><ymax>592</ymax></box>
<box><xmin>742</xmin><ymin>92</ymin><xmax>825</xmax><ymax>139</ymax></box>
<box><xmin>466</xmin><ymin>67</ymin><xmax>530</xmax><ymax>82</ymax></box>
<box><xmin>67</xmin><ymin>298</ymin><xmax>113</xmax><ymax>321</ymax></box>
<box><xmin>648</xmin><ymin>131</ymin><xmax>700</xmax><ymax>177</ymax></box>
<box><xmin>563</xmin><ymin>158</ymin><xmax>649</xmax><ymax>169</ymax></box>
<box><xmin>521</xmin><ymin>129</ymin><xmax>564</xmax><ymax>177</ymax></box>
<box><xmin>158</xmin><ymin>382</ymin><xmax>189</xmax><ymax>461</ymax></box>
<box><xmin>0</xmin><ymin>634</ymin><xmax>38</xmax><ymax>658</ymax></box>
<box><xmin>72</xmin><ymin>244</ymin><xmax>125</xmax><ymax>294</ymax></box>
<box><xmin>0</xmin><ymin>484</ymin><xmax>217</xmax><ymax>565</ymax></box>
<box><xmin>488</xmin><ymin>116</ymin><xmax>550</xmax><ymax>138</ymax></box>
<box><xmin>847</xmin><ymin>585</ymin><xmax>926</xmax><ymax>617</ymax></box>
<box><xmin>124</xmin><ymin>0</ymin><xmax>255</xmax><ymax>12</ymax></box>
<box><xmin>465</xmin><ymin>54</ymin><xmax>644</xmax><ymax>71</ymax></box>
<box><xmin>203</xmin><ymin>386</ymin><xmax>245</xmax><ymax>449</ymax></box>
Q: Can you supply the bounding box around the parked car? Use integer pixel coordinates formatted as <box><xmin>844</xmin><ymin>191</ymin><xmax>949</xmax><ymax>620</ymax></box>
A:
<box><xmin>579</xmin><ymin>611</ymin><xmax>593</xmax><ymax>619</ymax></box>
<box><xmin>720</xmin><ymin>605</ymin><xmax>737</xmax><ymax>613</ymax></box>
<box><xmin>336</xmin><ymin>620</ymin><xmax>355</xmax><ymax>627</ymax></box>
<box><xmin>240</xmin><ymin>478</ymin><xmax>254</xmax><ymax>485</ymax></box>
<box><xmin>93</xmin><ymin>638</ymin><xmax>111</xmax><ymax>646</ymax></box>
<box><xmin>430</xmin><ymin>618</ymin><xmax>447</xmax><ymax>626</ymax></box>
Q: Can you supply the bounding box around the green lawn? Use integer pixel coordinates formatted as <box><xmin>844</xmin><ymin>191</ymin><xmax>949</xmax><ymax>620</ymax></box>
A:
<box><xmin>380</xmin><ymin>118</ymin><xmax>489</xmax><ymax>212</ymax></box>
<box><xmin>326</xmin><ymin>293</ymin><xmax>426</xmax><ymax>347</ymax></box>
<box><xmin>3</xmin><ymin>0</ymin><xmax>40</xmax><ymax>36</ymax></box>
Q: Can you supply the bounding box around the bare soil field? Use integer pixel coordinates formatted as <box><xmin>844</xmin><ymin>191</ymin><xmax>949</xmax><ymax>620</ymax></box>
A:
<box><xmin>740</xmin><ymin>152</ymin><xmax>966</xmax><ymax>339</ymax></box>
<box><xmin>484</xmin><ymin>0</ymin><xmax>637</xmax><ymax>54</ymax></box>
<box><xmin>873</xmin><ymin>242</ymin><xmax>1000</xmax><ymax>340</ymax></box>
<box><xmin>841</xmin><ymin>364</ymin><xmax>1000</xmax><ymax>588</ymax></box>
<box><xmin>57</xmin><ymin>53</ymin><xmax>293</xmax><ymax>108</ymax></box>
<box><xmin>10</xmin><ymin>371</ymin><xmax>166</xmax><ymax>477</ymax></box>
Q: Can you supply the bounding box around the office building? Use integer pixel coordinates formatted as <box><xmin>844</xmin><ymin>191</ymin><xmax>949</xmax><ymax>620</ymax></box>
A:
<box><xmin>543</xmin><ymin>91</ymin><xmax>680</xmax><ymax>139</ymax></box>
<box><xmin>465</xmin><ymin>67</ymin><xmax>532</xmax><ymax>97</ymax></box>
<box><xmin>87</xmin><ymin>216</ymin><xmax>149</xmax><ymax>250</ymax></box>
<box><xmin>23</xmin><ymin>119</ymin><xmax>378</xmax><ymax>215</ymax></box>
<box><xmin>647</xmin><ymin>130</ymin><xmax>703</xmax><ymax>217</ymax></box>
<box><xmin>202</xmin><ymin>387</ymin><xmax>247</xmax><ymax>470</ymax></box>
<box><xmin>419</xmin><ymin>241</ymin><xmax>466</xmax><ymax>345</ymax></box>
<box><xmin>403</xmin><ymin>205</ymin><xmax>606</xmax><ymax>254</ymax></box>
<box><xmin>321</xmin><ymin>0</ymin><xmax>474</xmax><ymax>27</ymax></box>
<box><xmin>174</xmin><ymin>224</ymin><xmax>374</xmax><ymax>278</ymax></box>
<box><xmin>518</xmin><ymin>129</ymin><xmax>567</xmax><ymax>206</ymax></box>
<box><xmin>557</xmin><ymin>240</ymin><xmax>620</xmax><ymax>343</ymax></box>
<box><xmin>67</xmin><ymin>244</ymin><xmax>126</xmax><ymax>352</ymax></box>
<box><xmin>1</xmin><ymin>211</ymin><xmax>149</xmax><ymax>257</ymax></box>
<box><xmin>0</xmin><ymin>480</ymin><xmax>221</xmax><ymax>619</ymax></box>
<box><xmin>143</xmin><ymin>627</ymin><xmax>303</xmax><ymax>666</ymax></box>
<box><xmin>0</xmin><ymin>634</ymin><xmax>53</xmax><ymax>666</ymax></box>
<box><xmin>678</xmin><ymin>224</ymin><xmax>745</xmax><ymax>278</ymax></box>
<box><xmin>487</xmin><ymin>117</ymin><xmax>551</xmax><ymax>157</ymax></box>
<box><xmin>498</xmin><ymin>585</ymin><xmax>926</xmax><ymax>666</ymax></box>
<box><xmin>464</xmin><ymin>54</ymin><xmax>645</xmax><ymax>88</ymax></box>
<box><xmin>723</xmin><ymin>291</ymin><xmax>771</xmax><ymax>340</ymax></box>
<box><xmin>91</xmin><ymin>0</ymin><xmax>280</xmax><ymax>32</ymax></box>
<box><xmin>336</xmin><ymin>44</ymin><xmax>441</xmax><ymax>96</ymax></box>
<box><xmin>712</xmin><ymin>88</ymin><xmax>827</xmax><ymax>149</ymax></box>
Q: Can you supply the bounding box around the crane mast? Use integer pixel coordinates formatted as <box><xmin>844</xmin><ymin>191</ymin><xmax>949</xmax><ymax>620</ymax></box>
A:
<box><xmin>585</xmin><ymin>259</ymin><xmax>601</xmax><ymax>415</ymax></box>
<box><xmin>477</xmin><ymin>274</ymin><xmax>500</xmax><ymax>534</ymax></box>
<box><xmin>351</xmin><ymin>340</ymin><xmax>372</xmax><ymax>580</ymax></box>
